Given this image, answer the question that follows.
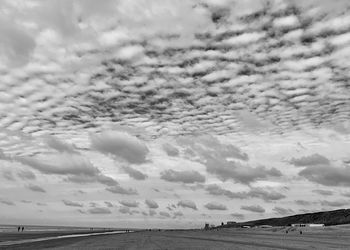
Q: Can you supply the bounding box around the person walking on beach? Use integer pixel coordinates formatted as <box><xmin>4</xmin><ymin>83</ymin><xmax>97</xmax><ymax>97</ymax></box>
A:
<box><xmin>22</xmin><ymin>226</ymin><xmax>24</xmax><ymax>232</ymax></box>
<box><xmin>18</xmin><ymin>226</ymin><xmax>20</xmax><ymax>232</ymax></box>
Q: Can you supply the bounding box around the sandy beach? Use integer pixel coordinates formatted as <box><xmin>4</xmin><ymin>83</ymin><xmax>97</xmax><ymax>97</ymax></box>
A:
<box><xmin>2</xmin><ymin>226</ymin><xmax>350</xmax><ymax>250</ymax></box>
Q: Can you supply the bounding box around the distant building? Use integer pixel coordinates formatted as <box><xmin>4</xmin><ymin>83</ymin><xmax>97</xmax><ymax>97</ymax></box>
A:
<box><xmin>291</xmin><ymin>224</ymin><xmax>307</xmax><ymax>227</ymax></box>
<box><xmin>308</xmin><ymin>224</ymin><xmax>325</xmax><ymax>227</ymax></box>
<box><xmin>291</xmin><ymin>223</ymin><xmax>325</xmax><ymax>227</ymax></box>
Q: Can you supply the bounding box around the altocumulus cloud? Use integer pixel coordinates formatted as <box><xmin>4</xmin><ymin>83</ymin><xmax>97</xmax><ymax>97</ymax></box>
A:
<box><xmin>241</xmin><ymin>205</ymin><xmax>265</xmax><ymax>213</ymax></box>
<box><xmin>145</xmin><ymin>199</ymin><xmax>159</xmax><ymax>209</ymax></box>
<box><xmin>205</xmin><ymin>157</ymin><xmax>282</xmax><ymax>184</ymax></box>
<box><xmin>17</xmin><ymin>169</ymin><xmax>36</xmax><ymax>180</ymax></box>
<box><xmin>177</xmin><ymin>200</ymin><xmax>197</xmax><ymax>210</ymax></box>
<box><xmin>62</xmin><ymin>200</ymin><xmax>83</xmax><ymax>207</ymax></box>
<box><xmin>312</xmin><ymin>189</ymin><xmax>333</xmax><ymax>196</ymax></box>
<box><xmin>290</xmin><ymin>154</ymin><xmax>330</xmax><ymax>166</ymax></box>
<box><xmin>121</xmin><ymin>165</ymin><xmax>147</xmax><ymax>180</ymax></box>
<box><xmin>204</xmin><ymin>202</ymin><xmax>227</xmax><ymax>211</ymax></box>
<box><xmin>160</xmin><ymin>169</ymin><xmax>205</xmax><ymax>184</ymax></box>
<box><xmin>27</xmin><ymin>184</ymin><xmax>46</xmax><ymax>193</ymax></box>
<box><xmin>320</xmin><ymin>200</ymin><xmax>350</xmax><ymax>207</ymax></box>
<box><xmin>44</xmin><ymin>135</ymin><xmax>77</xmax><ymax>154</ymax></box>
<box><xmin>16</xmin><ymin>153</ymin><xmax>118</xmax><ymax>186</ymax></box>
<box><xmin>88</xmin><ymin>207</ymin><xmax>112</xmax><ymax>214</ymax></box>
<box><xmin>159</xmin><ymin>211</ymin><xmax>171</xmax><ymax>218</ymax></box>
<box><xmin>91</xmin><ymin>131</ymin><xmax>149</xmax><ymax>164</ymax></box>
<box><xmin>0</xmin><ymin>0</ymin><xmax>350</xmax><ymax>228</ymax></box>
<box><xmin>0</xmin><ymin>199</ymin><xmax>15</xmax><ymax>206</ymax></box>
<box><xmin>205</xmin><ymin>184</ymin><xmax>286</xmax><ymax>202</ymax></box>
<box><xmin>299</xmin><ymin>164</ymin><xmax>350</xmax><ymax>186</ymax></box>
<box><xmin>231</xmin><ymin>213</ymin><xmax>245</xmax><ymax>220</ymax></box>
<box><xmin>119</xmin><ymin>200</ymin><xmax>139</xmax><ymax>208</ymax></box>
<box><xmin>180</xmin><ymin>136</ymin><xmax>281</xmax><ymax>184</ymax></box>
<box><xmin>273</xmin><ymin>207</ymin><xmax>294</xmax><ymax>215</ymax></box>
<box><xmin>162</xmin><ymin>143</ymin><xmax>179</xmax><ymax>157</ymax></box>
<box><xmin>106</xmin><ymin>185</ymin><xmax>138</xmax><ymax>195</ymax></box>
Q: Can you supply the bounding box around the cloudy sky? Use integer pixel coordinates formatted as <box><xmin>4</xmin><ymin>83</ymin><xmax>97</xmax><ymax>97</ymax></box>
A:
<box><xmin>0</xmin><ymin>0</ymin><xmax>350</xmax><ymax>229</ymax></box>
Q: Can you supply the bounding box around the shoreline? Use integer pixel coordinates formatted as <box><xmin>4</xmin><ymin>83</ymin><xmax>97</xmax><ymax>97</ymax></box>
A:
<box><xmin>0</xmin><ymin>230</ymin><xmax>130</xmax><ymax>248</ymax></box>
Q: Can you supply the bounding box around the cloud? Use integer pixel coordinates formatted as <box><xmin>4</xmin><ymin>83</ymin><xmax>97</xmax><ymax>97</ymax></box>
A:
<box><xmin>145</xmin><ymin>199</ymin><xmax>159</xmax><ymax>209</ymax></box>
<box><xmin>119</xmin><ymin>206</ymin><xmax>132</xmax><ymax>214</ymax></box>
<box><xmin>183</xmin><ymin>135</ymin><xmax>249</xmax><ymax>161</ymax></box>
<box><xmin>77</xmin><ymin>209</ymin><xmax>86</xmax><ymax>214</ymax></box>
<box><xmin>299</xmin><ymin>164</ymin><xmax>350</xmax><ymax>186</ymax></box>
<box><xmin>0</xmin><ymin>15</ymin><xmax>36</xmax><ymax>66</ymax></box>
<box><xmin>121</xmin><ymin>165</ymin><xmax>147</xmax><ymax>180</ymax></box>
<box><xmin>16</xmin><ymin>152</ymin><xmax>119</xmax><ymax>187</ymax></box>
<box><xmin>182</xmin><ymin>136</ymin><xmax>281</xmax><ymax>184</ymax></box>
<box><xmin>273</xmin><ymin>206</ymin><xmax>294</xmax><ymax>216</ymax></box>
<box><xmin>66</xmin><ymin>174</ymin><xmax>119</xmax><ymax>186</ymax></box>
<box><xmin>62</xmin><ymin>200</ymin><xmax>83</xmax><ymax>207</ymax></box>
<box><xmin>149</xmin><ymin>209</ymin><xmax>157</xmax><ymax>216</ymax></box>
<box><xmin>119</xmin><ymin>200</ymin><xmax>139</xmax><ymax>208</ymax></box>
<box><xmin>177</xmin><ymin>200</ymin><xmax>197</xmax><ymax>210</ymax></box>
<box><xmin>1</xmin><ymin>0</ymin><xmax>350</xmax><ymax>228</ymax></box>
<box><xmin>91</xmin><ymin>131</ymin><xmax>149</xmax><ymax>164</ymax></box>
<box><xmin>320</xmin><ymin>200</ymin><xmax>350</xmax><ymax>207</ymax></box>
<box><xmin>27</xmin><ymin>184</ymin><xmax>46</xmax><ymax>193</ymax></box>
<box><xmin>160</xmin><ymin>169</ymin><xmax>205</xmax><ymax>184</ymax></box>
<box><xmin>205</xmin><ymin>184</ymin><xmax>285</xmax><ymax>201</ymax></box>
<box><xmin>290</xmin><ymin>154</ymin><xmax>330</xmax><ymax>166</ymax></box>
<box><xmin>106</xmin><ymin>185</ymin><xmax>138</xmax><ymax>195</ymax></box>
<box><xmin>341</xmin><ymin>192</ymin><xmax>350</xmax><ymax>198</ymax></box>
<box><xmin>205</xmin><ymin>184</ymin><xmax>246</xmax><ymax>199</ymax></box>
<box><xmin>104</xmin><ymin>201</ymin><xmax>114</xmax><ymax>207</ymax></box>
<box><xmin>0</xmin><ymin>199</ymin><xmax>15</xmax><ymax>206</ymax></box>
<box><xmin>162</xmin><ymin>143</ymin><xmax>179</xmax><ymax>157</ymax></box>
<box><xmin>17</xmin><ymin>153</ymin><xmax>99</xmax><ymax>176</ymax></box>
<box><xmin>241</xmin><ymin>205</ymin><xmax>265</xmax><ymax>213</ymax></box>
<box><xmin>88</xmin><ymin>207</ymin><xmax>112</xmax><ymax>214</ymax></box>
<box><xmin>295</xmin><ymin>200</ymin><xmax>312</xmax><ymax>206</ymax></box>
<box><xmin>89</xmin><ymin>202</ymin><xmax>98</xmax><ymax>208</ymax></box>
<box><xmin>230</xmin><ymin>213</ymin><xmax>245</xmax><ymax>220</ymax></box>
<box><xmin>247</xmin><ymin>188</ymin><xmax>286</xmax><ymax>202</ymax></box>
<box><xmin>312</xmin><ymin>189</ymin><xmax>333</xmax><ymax>196</ymax></box>
<box><xmin>206</xmin><ymin>157</ymin><xmax>282</xmax><ymax>184</ymax></box>
<box><xmin>204</xmin><ymin>202</ymin><xmax>227</xmax><ymax>211</ymax></box>
<box><xmin>2</xmin><ymin>170</ymin><xmax>15</xmax><ymax>181</ymax></box>
<box><xmin>159</xmin><ymin>211</ymin><xmax>171</xmax><ymax>218</ymax></box>
<box><xmin>17</xmin><ymin>169</ymin><xmax>36</xmax><ymax>180</ymax></box>
<box><xmin>173</xmin><ymin>211</ymin><xmax>184</xmax><ymax>218</ymax></box>
<box><xmin>21</xmin><ymin>200</ymin><xmax>32</xmax><ymax>204</ymax></box>
<box><xmin>44</xmin><ymin>135</ymin><xmax>77</xmax><ymax>153</ymax></box>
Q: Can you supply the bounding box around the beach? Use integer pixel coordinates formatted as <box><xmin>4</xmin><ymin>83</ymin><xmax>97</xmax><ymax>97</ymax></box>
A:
<box><xmin>2</xmin><ymin>226</ymin><xmax>350</xmax><ymax>249</ymax></box>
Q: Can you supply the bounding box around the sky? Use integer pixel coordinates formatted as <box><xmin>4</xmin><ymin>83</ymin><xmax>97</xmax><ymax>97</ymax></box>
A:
<box><xmin>0</xmin><ymin>0</ymin><xmax>350</xmax><ymax>229</ymax></box>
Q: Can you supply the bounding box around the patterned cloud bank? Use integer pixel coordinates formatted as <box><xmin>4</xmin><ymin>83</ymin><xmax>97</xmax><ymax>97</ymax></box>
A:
<box><xmin>0</xmin><ymin>0</ymin><xmax>349</xmax><ymax>228</ymax></box>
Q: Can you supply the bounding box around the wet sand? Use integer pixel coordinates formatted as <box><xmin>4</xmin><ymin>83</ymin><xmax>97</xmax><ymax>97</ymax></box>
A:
<box><xmin>2</xmin><ymin>226</ymin><xmax>350</xmax><ymax>249</ymax></box>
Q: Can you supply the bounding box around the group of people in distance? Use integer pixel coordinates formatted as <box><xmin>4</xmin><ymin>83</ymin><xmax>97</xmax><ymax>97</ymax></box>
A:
<box><xmin>17</xmin><ymin>226</ymin><xmax>24</xmax><ymax>232</ymax></box>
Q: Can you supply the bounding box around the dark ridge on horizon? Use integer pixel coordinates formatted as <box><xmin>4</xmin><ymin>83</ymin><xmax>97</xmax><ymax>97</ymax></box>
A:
<box><xmin>221</xmin><ymin>209</ymin><xmax>350</xmax><ymax>227</ymax></box>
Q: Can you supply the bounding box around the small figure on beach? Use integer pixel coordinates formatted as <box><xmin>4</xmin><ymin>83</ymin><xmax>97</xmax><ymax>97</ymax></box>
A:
<box><xmin>18</xmin><ymin>226</ymin><xmax>20</xmax><ymax>232</ymax></box>
<box><xmin>22</xmin><ymin>226</ymin><xmax>24</xmax><ymax>232</ymax></box>
<box><xmin>300</xmin><ymin>231</ymin><xmax>302</xmax><ymax>235</ymax></box>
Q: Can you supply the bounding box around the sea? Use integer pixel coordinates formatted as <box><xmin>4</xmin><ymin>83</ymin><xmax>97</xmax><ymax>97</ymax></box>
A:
<box><xmin>0</xmin><ymin>224</ymin><xmax>110</xmax><ymax>233</ymax></box>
